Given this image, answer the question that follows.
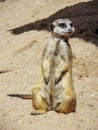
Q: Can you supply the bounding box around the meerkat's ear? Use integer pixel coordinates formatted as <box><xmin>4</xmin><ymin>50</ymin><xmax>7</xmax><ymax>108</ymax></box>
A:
<box><xmin>50</xmin><ymin>23</ymin><xmax>54</xmax><ymax>32</ymax></box>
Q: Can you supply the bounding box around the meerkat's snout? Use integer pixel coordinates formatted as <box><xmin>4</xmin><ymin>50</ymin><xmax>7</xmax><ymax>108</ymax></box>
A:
<box><xmin>50</xmin><ymin>18</ymin><xmax>75</xmax><ymax>37</ymax></box>
<box><xmin>68</xmin><ymin>28</ymin><xmax>74</xmax><ymax>34</ymax></box>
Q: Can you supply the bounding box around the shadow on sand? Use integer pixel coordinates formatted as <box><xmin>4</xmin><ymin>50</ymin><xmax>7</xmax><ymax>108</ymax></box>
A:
<box><xmin>9</xmin><ymin>0</ymin><xmax>98</xmax><ymax>46</ymax></box>
<box><xmin>0</xmin><ymin>0</ymin><xmax>6</xmax><ymax>2</ymax></box>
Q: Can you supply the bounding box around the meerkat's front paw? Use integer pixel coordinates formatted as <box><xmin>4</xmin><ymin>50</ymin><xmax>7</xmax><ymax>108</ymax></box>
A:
<box><xmin>55</xmin><ymin>72</ymin><xmax>61</xmax><ymax>84</ymax></box>
<box><xmin>55</xmin><ymin>78</ymin><xmax>60</xmax><ymax>84</ymax></box>
<box><xmin>44</xmin><ymin>72</ymin><xmax>50</xmax><ymax>84</ymax></box>
<box><xmin>44</xmin><ymin>77</ymin><xmax>49</xmax><ymax>84</ymax></box>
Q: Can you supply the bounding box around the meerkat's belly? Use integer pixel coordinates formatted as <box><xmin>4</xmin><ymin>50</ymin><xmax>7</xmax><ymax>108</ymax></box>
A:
<box><xmin>46</xmin><ymin>53</ymin><xmax>65</xmax><ymax>108</ymax></box>
<box><xmin>43</xmin><ymin>41</ymin><xmax>69</xmax><ymax>108</ymax></box>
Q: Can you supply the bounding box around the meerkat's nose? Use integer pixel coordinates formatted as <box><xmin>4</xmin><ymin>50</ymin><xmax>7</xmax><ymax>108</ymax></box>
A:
<box><xmin>68</xmin><ymin>29</ymin><xmax>73</xmax><ymax>33</ymax></box>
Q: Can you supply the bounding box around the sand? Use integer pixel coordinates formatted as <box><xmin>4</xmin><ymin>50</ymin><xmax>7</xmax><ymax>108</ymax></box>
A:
<box><xmin>0</xmin><ymin>0</ymin><xmax>98</xmax><ymax>130</ymax></box>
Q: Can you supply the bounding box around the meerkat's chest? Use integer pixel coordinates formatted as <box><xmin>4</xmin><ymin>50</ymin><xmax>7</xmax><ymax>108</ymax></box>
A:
<box><xmin>47</xmin><ymin>39</ymin><xmax>69</xmax><ymax>68</ymax></box>
<box><xmin>50</xmin><ymin>40</ymin><xmax>67</xmax><ymax>54</ymax></box>
<box><xmin>54</xmin><ymin>41</ymin><xmax>68</xmax><ymax>65</ymax></box>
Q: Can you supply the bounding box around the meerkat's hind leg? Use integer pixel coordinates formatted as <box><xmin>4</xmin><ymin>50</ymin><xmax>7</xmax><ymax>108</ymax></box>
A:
<box><xmin>31</xmin><ymin>97</ymin><xmax>48</xmax><ymax>115</ymax></box>
<box><xmin>55</xmin><ymin>97</ymin><xmax>76</xmax><ymax>114</ymax></box>
<box><xmin>54</xmin><ymin>88</ymin><xmax>76</xmax><ymax>114</ymax></box>
<box><xmin>31</xmin><ymin>109</ymin><xmax>47</xmax><ymax>115</ymax></box>
<box><xmin>31</xmin><ymin>86</ymin><xmax>48</xmax><ymax>115</ymax></box>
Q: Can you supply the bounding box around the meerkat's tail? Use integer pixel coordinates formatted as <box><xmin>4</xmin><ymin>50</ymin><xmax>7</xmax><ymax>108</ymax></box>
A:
<box><xmin>8</xmin><ymin>94</ymin><xmax>32</xmax><ymax>100</ymax></box>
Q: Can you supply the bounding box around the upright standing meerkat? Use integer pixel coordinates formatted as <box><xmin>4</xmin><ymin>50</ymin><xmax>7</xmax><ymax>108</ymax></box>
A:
<box><xmin>9</xmin><ymin>18</ymin><xmax>76</xmax><ymax>115</ymax></box>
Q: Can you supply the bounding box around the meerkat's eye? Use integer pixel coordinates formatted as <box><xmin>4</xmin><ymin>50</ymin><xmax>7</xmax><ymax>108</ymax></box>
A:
<box><xmin>59</xmin><ymin>23</ymin><xmax>67</xmax><ymax>28</ymax></box>
<box><xmin>70</xmin><ymin>23</ymin><xmax>73</xmax><ymax>27</ymax></box>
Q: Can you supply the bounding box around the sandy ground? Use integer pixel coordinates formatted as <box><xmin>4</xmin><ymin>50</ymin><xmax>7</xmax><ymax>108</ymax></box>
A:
<box><xmin>0</xmin><ymin>0</ymin><xmax>98</xmax><ymax>130</ymax></box>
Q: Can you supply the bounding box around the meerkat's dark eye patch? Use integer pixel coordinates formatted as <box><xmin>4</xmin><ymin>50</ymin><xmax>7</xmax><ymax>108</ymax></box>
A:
<box><xmin>59</xmin><ymin>23</ymin><xmax>67</xmax><ymax>28</ymax></box>
<box><xmin>50</xmin><ymin>23</ymin><xmax>54</xmax><ymax>32</ymax></box>
<box><xmin>70</xmin><ymin>23</ymin><xmax>73</xmax><ymax>27</ymax></box>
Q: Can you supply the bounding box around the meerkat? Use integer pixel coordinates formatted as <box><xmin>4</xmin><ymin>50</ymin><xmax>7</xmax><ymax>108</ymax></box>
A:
<box><xmin>8</xmin><ymin>18</ymin><xmax>76</xmax><ymax>115</ymax></box>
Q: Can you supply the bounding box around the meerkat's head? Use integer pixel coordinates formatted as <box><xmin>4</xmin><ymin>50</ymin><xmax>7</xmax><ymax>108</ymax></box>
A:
<box><xmin>50</xmin><ymin>18</ymin><xmax>75</xmax><ymax>38</ymax></box>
